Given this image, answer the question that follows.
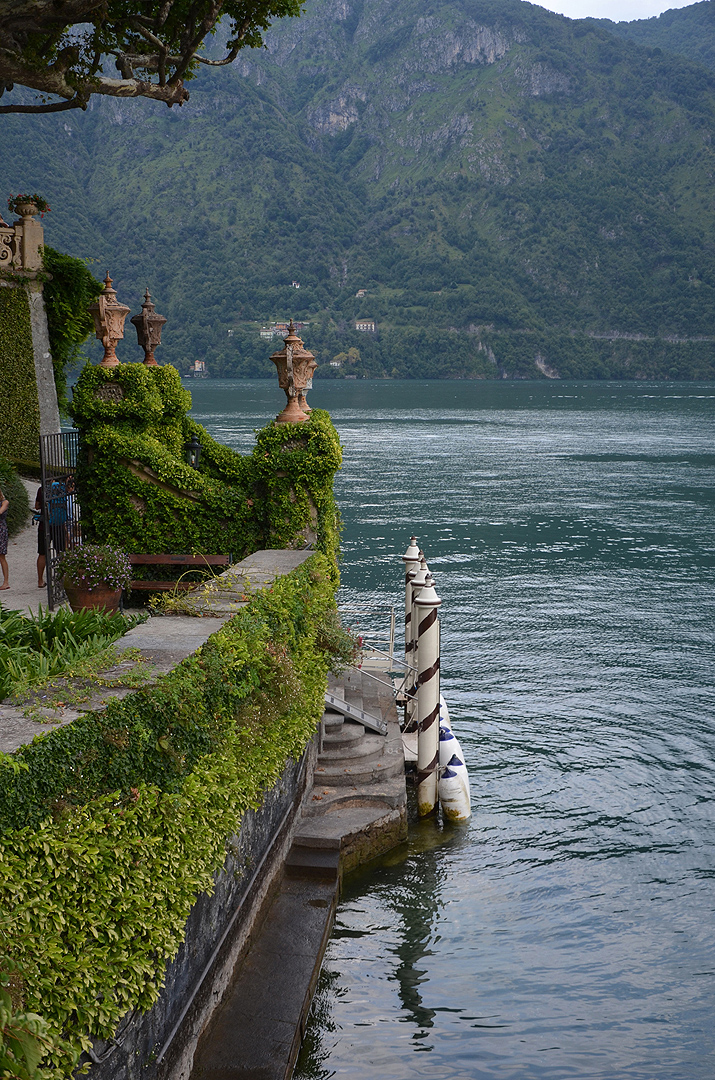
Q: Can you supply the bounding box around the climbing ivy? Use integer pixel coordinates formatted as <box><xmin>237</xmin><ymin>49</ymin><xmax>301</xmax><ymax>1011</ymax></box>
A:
<box><xmin>0</xmin><ymin>456</ymin><xmax>30</xmax><ymax>538</ymax></box>
<box><xmin>41</xmin><ymin>248</ymin><xmax>102</xmax><ymax>416</ymax></box>
<box><xmin>0</xmin><ymin>285</ymin><xmax>41</xmax><ymax>467</ymax></box>
<box><xmin>70</xmin><ymin>364</ymin><xmax>342</xmax><ymax>573</ymax></box>
<box><xmin>0</xmin><ymin>556</ymin><xmax>337</xmax><ymax>1078</ymax></box>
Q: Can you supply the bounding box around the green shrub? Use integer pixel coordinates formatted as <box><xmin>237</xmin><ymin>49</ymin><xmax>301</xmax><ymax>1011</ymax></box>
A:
<box><xmin>0</xmin><ymin>555</ymin><xmax>336</xmax><ymax>1077</ymax></box>
<box><xmin>0</xmin><ymin>457</ymin><xmax>30</xmax><ymax>539</ymax></box>
<box><xmin>0</xmin><ymin>606</ymin><xmax>140</xmax><ymax>700</ymax></box>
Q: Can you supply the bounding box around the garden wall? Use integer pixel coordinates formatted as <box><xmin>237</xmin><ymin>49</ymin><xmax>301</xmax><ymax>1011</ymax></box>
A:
<box><xmin>0</xmin><ymin>555</ymin><xmax>337</xmax><ymax>1079</ymax></box>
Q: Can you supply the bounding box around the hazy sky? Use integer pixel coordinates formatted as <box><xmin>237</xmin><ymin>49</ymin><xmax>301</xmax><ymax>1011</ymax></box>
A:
<box><xmin>536</xmin><ymin>0</ymin><xmax>695</xmax><ymax>22</ymax></box>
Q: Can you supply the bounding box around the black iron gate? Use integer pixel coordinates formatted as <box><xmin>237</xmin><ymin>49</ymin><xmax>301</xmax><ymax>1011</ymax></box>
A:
<box><xmin>39</xmin><ymin>431</ymin><xmax>81</xmax><ymax>610</ymax></box>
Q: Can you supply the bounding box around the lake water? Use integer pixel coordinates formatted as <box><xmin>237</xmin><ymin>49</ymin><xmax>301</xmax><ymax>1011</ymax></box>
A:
<box><xmin>189</xmin><ymin>379</ymin><xmax>715</xmax><ymax>1080</ymax></box>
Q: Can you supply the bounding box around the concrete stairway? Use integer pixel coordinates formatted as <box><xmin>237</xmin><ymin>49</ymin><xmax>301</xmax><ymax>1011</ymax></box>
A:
<box><xmin>189</xmin><ymin>668</ymin><xmax>406</xmax><ymax>1080</ymax></box>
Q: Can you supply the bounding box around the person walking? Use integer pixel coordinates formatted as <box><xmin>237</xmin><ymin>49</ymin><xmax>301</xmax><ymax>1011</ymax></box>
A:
<box><xmin>0</xmin><ymin>488</ymin><xmax>9</xmax><ymax>590</ymax></box>
<box><xmin>35</xmin><ymin>485</ymin><xmax>46</xmax><ymax>589</ymax></box>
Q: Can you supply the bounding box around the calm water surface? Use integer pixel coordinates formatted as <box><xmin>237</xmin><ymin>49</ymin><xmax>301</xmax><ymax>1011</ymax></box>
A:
<box><xmin>189</xmin><ymin>380</ymin><xmax>715</xmax><ymax>1080</ymax></box>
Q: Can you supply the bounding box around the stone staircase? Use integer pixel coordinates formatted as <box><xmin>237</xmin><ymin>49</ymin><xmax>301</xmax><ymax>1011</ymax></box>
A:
<box><xmin>190</xmin><ymin>668</ymin><xmax>406</xmax><ymax>1080</ymax></box>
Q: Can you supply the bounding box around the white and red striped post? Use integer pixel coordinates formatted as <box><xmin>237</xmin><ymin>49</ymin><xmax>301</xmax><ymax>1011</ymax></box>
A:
<box><xmin>414</xmin><ymin>572</ymin><xmax>442</xmax><ymax>816</ymax></box>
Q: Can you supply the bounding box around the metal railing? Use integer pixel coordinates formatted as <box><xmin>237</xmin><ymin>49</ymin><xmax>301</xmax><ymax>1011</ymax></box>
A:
<box><xmin>39</xmin><ymin>431</ymin><xmax>81</xmax><ymax>610</ymax></box>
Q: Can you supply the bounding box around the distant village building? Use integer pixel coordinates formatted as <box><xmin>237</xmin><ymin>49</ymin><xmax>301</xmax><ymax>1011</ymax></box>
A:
<box><xmin>259</xmin><ymin>320</ymin><xmax>309</xmax><ymax>340</ymax></box>
<box><xmin>329</xmin><ymin>359</ymin><xmax>342</xmax><ymax>368</ymax></box>
<box><xmin>291</xmin><ymin>281</ymin><xmax>300</xmax><ymax>289</ymax></box>
<box><xmin>187</xmin><ymin>359</ymin><xmax>208</xmax><ymax>378</ymax></box>
<box><xmin>355</xmin><ymin>319</ymin><xmax>376</xmax><ymax>332</ymax></box>
<box><xmin>355</xmin><ymin>289</ymin><xmax>367</xmax><ymax>298</ymax></box>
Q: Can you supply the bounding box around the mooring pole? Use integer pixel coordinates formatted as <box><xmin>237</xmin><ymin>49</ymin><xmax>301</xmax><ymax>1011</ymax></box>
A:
<box><xmin>401</xmin><ymin>537</ymin><xmax>421</xmax><ymax>728</ymax></box>
<box><xmin>401</xmin><ymin>536</ymin><xmax>420</xmax><ymax>668</ymax></box>
<box><xmin>406</xmin><ymin>557</ymin><xmax>428</xmax><ymax>732</ymax></box>
<box><xmin>415</xmin><ymin>572</ymin><xmax>442</xmax><ymax>816</ymax></box>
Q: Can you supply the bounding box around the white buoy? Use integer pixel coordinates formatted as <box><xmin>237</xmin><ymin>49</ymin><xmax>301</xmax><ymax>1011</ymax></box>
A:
<box><xmin>439</xmin><ymin>724</ymin><xmax>464</xmax><ymax>770</ymax></box>
<box><xmin>439</xmin><ymin>753</ymin><xmax>471</xmax><ymax>823</ymax></box>
<box><xmin>439</xmin><ymin>693</ymin><xmax>451</xmax><ymax>730</ymax></box>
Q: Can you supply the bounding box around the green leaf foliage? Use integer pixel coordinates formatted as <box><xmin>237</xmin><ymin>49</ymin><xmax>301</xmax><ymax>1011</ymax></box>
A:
<box><xmin>69</xmin><ymin>363</ymin><xmax>341</xmax><ymax>571</ymax></box>
<box><xmin>41</xmin><ymin>247</ymin><xmax>103</xmax><ymax>415</ymax></box>
<box><xmin>0</xmin><ymin>457</ymin><xmax>30</xmax><ymax>539</ymax></box>
<box><xmin>0</xmin><ymin>286</ymin><xmax>40</xmax><ymax>466</ymax></box>
<box><xmin>0</xmin><ymin>555</ymin><xmax>336</xmax><ymax>1077</ymax></box>
<box><xmin>0</xmin><ymin>606</ymin><xmax>137</xmax><ymax>700</ymax></box>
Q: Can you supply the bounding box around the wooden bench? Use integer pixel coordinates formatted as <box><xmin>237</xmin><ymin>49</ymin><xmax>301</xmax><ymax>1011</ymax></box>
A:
<box><xmin>128</xmin><ymin>554</ymin><xmax>231</xmax><ymax>593</ymax></box>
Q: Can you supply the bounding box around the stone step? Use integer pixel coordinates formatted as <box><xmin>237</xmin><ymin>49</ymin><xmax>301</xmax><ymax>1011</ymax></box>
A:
<box><xmin>312</xmin><ymin>752</ymin><xmax>405</xmax><ymax>787</ymax></box>
<box><xmin>322</xmin><ymin>720</ymin><xmax>365</xmax><ymax>749</ymax></box>
<box><xmin>322</xmin><ymin>710</ymin><xmax>344</xmax><ymax>734</ymax></box>
<box><xmin>285</xmin><ymin>844</ymin><xmax>340</xmax><ymax>881</ymax></box>
<box><xmin>318</xmin><ymin>732</ymin><xmax>385</xmax><ymax>764</ymax></box>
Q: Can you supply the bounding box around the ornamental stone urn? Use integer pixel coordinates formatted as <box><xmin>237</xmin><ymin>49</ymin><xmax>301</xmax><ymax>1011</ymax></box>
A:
<box><xmin>269</xmin><ymin>320</ymin><xmax>318</xmax><ymax>424</ymax></box>
<box><xmin>130</xmin><ymin>287</ymin><xmax>167</xmax><ymax>365</ymax></box>
<box><xmin>88</xmin><ymin>272</ymin><xmax>131</xmax><ymax>368</ymax></box>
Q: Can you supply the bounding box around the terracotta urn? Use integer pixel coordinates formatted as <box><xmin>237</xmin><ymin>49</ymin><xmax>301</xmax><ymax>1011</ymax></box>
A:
<box><xmin>269</xmin><ymin>320</ymin><xmax>318</xmax><ymax>424</ymax></box>
<box><xmin>64</xmin><ymin>581</ymin><xmax>122</xmax><ymax>614</ymax></box>
<box><xmin>88</xmin><ymin>272</ymin><xmax>131</xmax><ymax>368</ymax></box>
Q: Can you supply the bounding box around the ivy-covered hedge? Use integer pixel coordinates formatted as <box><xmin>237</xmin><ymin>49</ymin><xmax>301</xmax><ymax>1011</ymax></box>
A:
<box><xmin>0</xmin><ymin>555</ymin><xmax>335</xmax><ymax>1077</ymax></box>
<box><xmin>70</xmin><ymin>363</ymin><xmax>342</xmax><ymax>573</ymax></box>
<box><xmin>42</xmin><ymin>248</ymin><xmax>103</xmax><ymax>416</ymax></box>
<box><xmin>0</xmin><ymin>456</ymin><xmax>30</xmax><ymax>538</ymax></box>
<box><xmin>0</xmin><ymin>284</ymin><xmax>41</xmax><ymax>466</ymax></box>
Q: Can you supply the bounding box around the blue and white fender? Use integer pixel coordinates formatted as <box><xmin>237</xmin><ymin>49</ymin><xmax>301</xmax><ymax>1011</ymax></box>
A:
<box><xmin>439</xmin><ymin>753</ymin><xmax>471</xmax><ymax>823</ymax></box>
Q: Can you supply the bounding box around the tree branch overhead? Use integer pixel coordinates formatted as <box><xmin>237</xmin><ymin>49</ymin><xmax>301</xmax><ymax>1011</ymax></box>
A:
<box><xmin>0</xmin><ymin>0</ymin><xmax>302</xmax><ymax>113</ymax></box>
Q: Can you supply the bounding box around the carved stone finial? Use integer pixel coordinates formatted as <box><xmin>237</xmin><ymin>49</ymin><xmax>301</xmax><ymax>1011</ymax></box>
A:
<box><xmin>88</xmin><ymin>271</ymin><xmax>131</xmax><ymax>368</ymax></box>
<box><xmin>131</xmin><ymin>286</ymin><xmax>167</xmax><ymax>365</ymax></box>
<box><xmin>269</xmin><ymin>321</ymin><xmax>318</xmax><ymax>424</ymax></box>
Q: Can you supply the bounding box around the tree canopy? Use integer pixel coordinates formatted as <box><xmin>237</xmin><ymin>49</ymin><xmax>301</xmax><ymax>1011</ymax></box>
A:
<box><xmin>0</xmin><ymin>0</ymin><xmax>302</xmax><ymax>114</ymax></box>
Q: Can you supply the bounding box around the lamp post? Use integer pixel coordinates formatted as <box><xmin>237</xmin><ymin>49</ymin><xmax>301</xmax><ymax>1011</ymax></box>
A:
<box><xmin>184</xmin><ymin>434</ymin><xmax>202</xmax><ymax>469</ymax></box>
<box><xmin>269</xmin><ymin>320</ymin><xmax>318</xmax><ymax>424</ymax></box>
<box><xmin>88</xmin><ymin>272</ymin><xmax>131</xmax><ymax>368</ymax></box>
<box><xmin>130</xmin><ymin>288</ymin><xmax>167</xmax><ymax>365</ymax></box>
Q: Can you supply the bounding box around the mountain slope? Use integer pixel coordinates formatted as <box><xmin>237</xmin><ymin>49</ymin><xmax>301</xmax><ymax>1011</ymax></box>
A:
<box><xmin>595</xmin><ymin>2</ymin><xmax>715</xmax><ymax>71</ymax></box>
<box><xmin>2</xmin><ymin>0</ymin><xmax>715</xmax><ymax>380</ymax></box>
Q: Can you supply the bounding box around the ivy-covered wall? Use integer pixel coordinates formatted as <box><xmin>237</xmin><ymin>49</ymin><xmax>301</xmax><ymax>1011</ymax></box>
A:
<box><xmin>0</xmin><ymin>283</ymin><xmax>41</xmax><ymax>466</ymax></box>
<box><xmin>0</xmin><ymin>555</ymin><xmax>336</xmax><ymax>1078</ymax></box>
<box><xmin>70</xmin><ymin>363</ymin><xmax>342</xmax><ymax>575</ymax></box>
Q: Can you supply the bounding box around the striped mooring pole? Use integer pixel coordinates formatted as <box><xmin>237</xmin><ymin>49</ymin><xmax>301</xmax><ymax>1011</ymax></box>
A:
<box><xmin>415</xmin><ymin>572</ymin><xmax>442</xmax><ymax>816</ymax></box>
<box><xmin>401</xmin><ymin>536</ymin><xmax>420</xmax><ymax>673</ymax></box>
<box><xmin>406</xmin><ymin>555</ymin><xmax>429</xmax><ymax>732</ymax></box>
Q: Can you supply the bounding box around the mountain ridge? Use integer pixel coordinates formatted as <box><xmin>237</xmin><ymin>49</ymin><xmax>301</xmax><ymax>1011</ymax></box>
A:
<box><xmin>1</xmin><ymin>0</ymin><xmax>715</xmax><ymax>380</ymax></box>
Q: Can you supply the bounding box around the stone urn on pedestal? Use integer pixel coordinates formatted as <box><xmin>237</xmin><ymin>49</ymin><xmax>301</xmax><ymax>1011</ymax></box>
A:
<box><xmin>88</xmin><ymin>273</ymin><xmax>131</xmax><ymax>368</ymax></box>
<box><xmin>130</xmin><ymin>288</ymin><xmax>167</xmax><ymax>365</ymax></box>
<box><xmin>270</xmin><ymin>320</ymin><xmax>318</xmax><ymax>424</ymax></box>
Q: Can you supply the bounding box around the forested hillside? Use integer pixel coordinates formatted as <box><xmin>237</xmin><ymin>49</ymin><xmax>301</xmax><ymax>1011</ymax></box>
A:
<box><xmin>597</xmin><ymin>2</ymin><xmax>715</xmax><ymax>71</ymax></box>
<box><xmin>2</xmin><ymin>0</ymin><xmax>715</xmax><ymax>380</ymax></box>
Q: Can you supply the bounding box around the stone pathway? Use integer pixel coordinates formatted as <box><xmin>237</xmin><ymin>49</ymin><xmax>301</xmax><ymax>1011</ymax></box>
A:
<box><xmin>0</xmin><ymin>479</ymin><xmax>48</xmax><ymax>617</ymax></box>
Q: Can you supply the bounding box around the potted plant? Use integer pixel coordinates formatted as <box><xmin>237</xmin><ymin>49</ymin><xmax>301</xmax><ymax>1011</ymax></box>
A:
<box><xmin>57</xmin><ymin>544</ymin><xmax>131</xmax><ymax>613</ymax></box>
<box><xmin>7</xmin><ymin>193</ymin><xmax>51</xmax><ymax>219</ymax></box>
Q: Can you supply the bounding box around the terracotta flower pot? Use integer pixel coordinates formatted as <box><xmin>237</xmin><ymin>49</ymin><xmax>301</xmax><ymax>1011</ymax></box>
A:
<box><xmin>63</xmin><ymin>580</ymin><xmax>122</xmax><ymax>614</ymax></box>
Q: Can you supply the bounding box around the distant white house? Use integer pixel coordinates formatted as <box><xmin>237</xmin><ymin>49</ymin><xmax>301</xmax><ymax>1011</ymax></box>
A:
<box><xmin>355</xmin><ymin>289</ymin><xmax>367</xmax><ymax>298</ymax></box>
<box><xmin>291</xmin><ymin>281</ymin><xmax>300</xmax><ymax>289</ymax></box>
<box><xmin>330</xmin><ymin>359</ymin><xmax>342</xmax><ymax>368</ymax></box>
<box><xmin>355</xmin><ymin>319</ymin><xmax>376</xmax><ymax>332</ymax></box>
